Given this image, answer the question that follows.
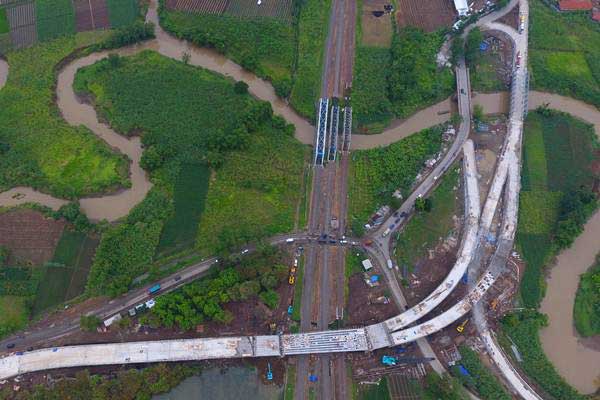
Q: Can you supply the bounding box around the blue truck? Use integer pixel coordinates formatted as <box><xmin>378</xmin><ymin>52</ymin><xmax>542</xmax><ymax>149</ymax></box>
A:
<box><xmin>148</xmin><ymin>284</ymin><xmax>161</xmax><ymax>295</ymax></box>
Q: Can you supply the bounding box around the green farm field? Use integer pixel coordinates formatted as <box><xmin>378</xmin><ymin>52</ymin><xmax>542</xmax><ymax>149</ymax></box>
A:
<box><xmin>107</xmin><ymin>0</ymin><xmax>139</xmax><ymax>28</ymax></box>
<box><xmin>35</xmin><ymin>0</ymin><xmax>75</xmax><ymax>42</ymax></box>
<box><xmin>33</xmin><ymin>230</ymin><xmax>98</xmax><ymax>314</ymax></box>
<box><xmin>529</xmin><ymin>0</ymin><xmax>600</xmax><ymax>108</ymax></box>
<box><xmin>395</xmin><ymin>167</ymin><xmax>459</xmax><ymax>269</ymax></box>
<box><xmin>157</xmin><ymin>164</ymin><xmax>210</xmax><ymax>255</ymax></box>
<box><xmin>0</xmin><ymin>9</ymin><xmax>8</xmax><ymax>35</ymax></box>
<box><xmin>0</xmin><ymin>31</ymin><xmax>128</xmax><ymax>199</ymax></box>
<box><xmin>76</xmin><ymin>50</ymin><xmax>306</xmax><ymax>295</ymax></box>
<box><xmin>517</xmin><ymin>110</ymin><xmax>597</xmax><ymax>308</ymax></box>
<box><xmin>348</xmin><ymin>125</ymin><xmax>443</xmax><ymax>233</ymax></box>
<box><xmin>0</xmin><ymin>295</ymin><xmax>29</xmax><ymax>339</ymax></box>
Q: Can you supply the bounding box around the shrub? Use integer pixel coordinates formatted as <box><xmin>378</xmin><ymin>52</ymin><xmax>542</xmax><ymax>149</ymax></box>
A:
<box><xmin>80</xmin><ymin>315</ymin><xmax>101</xmax><ymax>332</ymax></box>
<box><xmin>234</xmin><ymin>81</ymin><xmax>249</xmax><ymax>94</ymax></box>
<box><xmin>93</xmin><ymin>21</ymin><xmax>155</xmax><ymax>51</ymax></box>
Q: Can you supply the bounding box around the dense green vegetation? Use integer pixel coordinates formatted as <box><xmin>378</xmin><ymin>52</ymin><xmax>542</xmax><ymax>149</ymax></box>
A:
<box><xmin>159</xmin><ymin>0</ymin><xmax>330</xmax><ymax>118</ymax></box>
<box><xmin>0</xmin><ymin>265</ymin><xmax>41</xmax><ymax>338</ymax></box>
<box><xmin>75</xmin><ymin>51</ymin><xmax>305</xmax><ymax>295</ymax></box>
<box><xmin>35</xmin><ymin>0</ymin><xmax>75</xmax><ymax>42</ymax></box>
<box><xmin>422</xmin><ymin>373</ymin><xmax>468</xmax><ymax>400</ymax></box>
<box><xmin>289</xmin><ymin>0</ymin><xmax>331</xmax><ymax>117</ymax></box>
<box><xmin>144</xmin><ymin>246</ymin><xmax>287</xmax><ymax>329</ymax></box>
<box><xmin>352</xmin><ymin>27</ymin><xmax>454</xmax><ymax>133</ymax></box>
<box><xmin>33</xmin><ymin>231</ymin><xmax>98</xmax><ymax>314</ymax></box>
<box><xmin>0</xmin><ymin>295</ymin><xmax>29</xmax><ymax>339</ymax></box>
<box><xmin>0</xmin><ymin>31</ymin><xmax>128</xmax><ymax>198</ymax></box>
<box><xmin>517</xmin><ymin>109</ymin><xmax>598</xmax><ymax>308</ymax></box>
<box><xmin>0</xmin><ymin>364</ymin><xmax>196</xmax><ymax>400</ymax></box>
<box><xmin>86</xmin><ymin>189</ymin><xmax>171</xmax><ymax>296</ymax></box>
<box><xmin>348</xmin><ymin>126</ymin><xmax>443</xmax><ymax>234</ymax></box>
<box><xmin>501</xmin><ymin>311</ymin><xmax>586</xmax><ymax>400</ymax></box>
<box><xmin>352</xmin><ymin>46</ymin><xmax>393</xmax><ymax>132</ymax></box>
<box><xmin>451</xmin><ymin>346</ymin><xmax>511</xmax><ymax>400</ymax></box>
<box><xmin>573</xmin><ymin>255</ymin><xmax>600</xmax><ymax>337</ymax></box>
<box><xmin>529</xmin><ymin>0</ymin><xmax>600</xmax><ymax>108</ymax></box>
<box><xmin>389</xmin><ymin>28</ymin><xmax>455</xmax><ymax>118</ymax></box>
<box><xmin>395</xmin><ymin>167</ymin><xmax>459</xmax><ymax>269</ymax></box>
<box><xmin>158</xmin><ymin>5</ymin><xmax>295</xmax><ymax>98</ymax></box>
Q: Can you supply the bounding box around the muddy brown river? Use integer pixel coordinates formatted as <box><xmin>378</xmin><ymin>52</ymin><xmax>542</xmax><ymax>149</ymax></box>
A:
<box><xmin>540</xmin><ymin>212</ymin><xmax>600</xmax><ymax>394</ymax></box>
<box><xmin>0</xmin><ymin>0</ymin><xmax>599</xmax><ymax>389</ymax></box>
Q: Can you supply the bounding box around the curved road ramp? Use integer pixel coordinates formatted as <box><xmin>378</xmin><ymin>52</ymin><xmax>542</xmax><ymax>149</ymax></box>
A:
<box><xmin>0</xmin><ymin>140</ymin><xmax>493</xmax><ymax>381</ymax></box>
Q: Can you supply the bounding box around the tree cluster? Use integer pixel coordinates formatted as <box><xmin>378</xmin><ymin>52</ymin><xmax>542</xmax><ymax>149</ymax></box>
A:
<box><xmin>553</xmin><ymin>188</ymin><xmax>597</xmax><ymax>250</ymax></box>
<box><xmin>149</xmin><ymin>250</ymin><xmax>286</xmax><ymax>330</ymax></box>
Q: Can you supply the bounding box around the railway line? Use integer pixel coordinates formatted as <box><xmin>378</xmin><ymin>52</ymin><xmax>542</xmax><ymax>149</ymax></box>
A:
<box><xmin>0</xmin><ymin>1</ymin><xmax>545</xmax><ymax>399</ymax></box>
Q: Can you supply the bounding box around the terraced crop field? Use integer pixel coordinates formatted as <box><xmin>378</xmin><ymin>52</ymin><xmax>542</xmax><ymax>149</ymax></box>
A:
<box><xmin>5</xmin><ymin>1</ymin><xmax>37</xmax><ymax>48</ymax></box>
<box><xmin>226</xmin><ymin>0</ymin><xmax>293</xmax><ymax>21</ymax></box>
<box><xmin>166</xmin><ymin>0</ymin><xmax>294</xmax><ymax>21</ymax></box>
<box><xmin>165</xmin><ymin>0</ymin><xmax>228</xmax><ymax>14</ymax></box>
<box><xmin>73</xmin><ymin>0</ymin><xmax>110</xmax><ymax>32</ymax></box>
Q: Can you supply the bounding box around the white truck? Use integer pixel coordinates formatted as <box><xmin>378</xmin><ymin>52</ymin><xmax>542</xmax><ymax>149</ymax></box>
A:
<box><xmin>382</xmin><ymin>228</ymin><xmax>391</xmax><ymax>237</ymax></box>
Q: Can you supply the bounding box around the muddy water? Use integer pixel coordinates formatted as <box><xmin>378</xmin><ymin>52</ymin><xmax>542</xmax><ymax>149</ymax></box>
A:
<box><xmin>540</xmin><ymin>212</ymin><xmax>600</xmax><ymax>394</ymax></box>
<box><xmin>0</xmin><ymin>58</ymin><xmax>7</xmax><ymax>89</ymax></box>
<box><xmin>350</xmin><ymin>98</ymin><xmax>454</xmax><ymax>149</ymax></box>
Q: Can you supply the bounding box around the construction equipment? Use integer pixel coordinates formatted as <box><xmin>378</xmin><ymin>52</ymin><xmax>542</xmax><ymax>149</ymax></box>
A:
<box><xmin>288</xmin><ymin>275</ymin><xmax>295</xmax><ymax>285</ymax></box>
<box><xmin>266</xmin><ymin>363</ymin><xmax>273</xmax><ymax>381</ymax></box>
<box><xmin>382</xmin><ymin>355</ymin><xmax>398</xmax><ymax>366</ymax></box>
<box><xmin>456</xmin><ymin>319</ymin><xmax>469</xmax><ymax>333</ymax></box>
<box><xmin>490</xmin><ymin>298</ymin><xmax>498</xmax><ymax>311</ymax></box>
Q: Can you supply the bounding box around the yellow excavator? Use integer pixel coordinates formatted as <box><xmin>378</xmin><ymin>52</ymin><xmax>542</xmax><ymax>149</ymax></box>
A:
<box><xmin>456</xmin><ymin>319</ymin><xmax>469</xmax><ymax>334</ymax></box>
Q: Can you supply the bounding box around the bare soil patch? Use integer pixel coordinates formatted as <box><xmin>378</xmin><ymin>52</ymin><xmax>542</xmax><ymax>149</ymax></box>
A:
<box><xmin>0</xmin><ymin>209</ymin><xmax>65</xmax><ymax>266</ymax></box>
<box><xmin>346</xmin><ymin>273</ymin><xmax>400</xmax><ymax>326</ymax></box>
<box><xmin>395</xmin><ymin>0</ymin><xmax>455</xmax><ymax>32</ymax></box>
<box><xmin>361</xmin><ymin>0</ymin><xmax>393</xmax><ymax>47</ymax></box>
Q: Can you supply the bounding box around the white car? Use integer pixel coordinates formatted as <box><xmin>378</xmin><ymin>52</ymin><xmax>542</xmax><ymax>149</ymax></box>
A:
<box><xmin>241</xmin><ymin>249</ymin><xmax>249</xmax><ymax>255</ymax></box>
<box><xmin>286</xmin><ymin>238</ymin><xmax>295</xmax><ymax>243</ymax></box>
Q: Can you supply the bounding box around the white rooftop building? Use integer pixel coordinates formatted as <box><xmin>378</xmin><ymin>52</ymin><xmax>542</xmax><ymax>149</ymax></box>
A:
<box><xmin>454</xmin><ymin>0</ymin><xmax>469</xmax><ymax>16</ymax></box>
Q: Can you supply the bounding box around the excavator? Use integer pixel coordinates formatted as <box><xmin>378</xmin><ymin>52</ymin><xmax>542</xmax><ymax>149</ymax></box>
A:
<box><xmin>456</xmin><ymin>319</ymin><xmax>469</xmax><ymax>334</ymax></box>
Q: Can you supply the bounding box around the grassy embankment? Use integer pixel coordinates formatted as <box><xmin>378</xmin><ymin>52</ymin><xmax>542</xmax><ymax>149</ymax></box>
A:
<box><xmin>75</xmin><ymin>51</ymin><xmax>306</xmax><ymax>296</ymax></box>
<box><xmin>573</xmin><ymin>255</ymin><xmax>600</xmax><ymax>337</ymax></box>
<box><xmin>352</xmin><ymin>2</ymin><xmax>454</xmax><ymax>133</ymax></box>
<box><xmin>0</xmin><ymin>32</ymin><xmax>128</xmax><ymax>199</ymax></box>
<box><xmin>347</xmin><ymin>126</ymin><xmax>444</xmax><ymax>235</ymax></box>
<box><xmin>158</xmin><ymin>0</ymin><xmax>330</xmax><ymax>118</ymax></box>
<box><xmin>451</xmin><ymin>346</ymin><xmax>511</xmax><ymax>400</ymax></box>
<box><xmin>394</xmin><ymin>166</ymin><xmax>459</xmax><ymax>270</ymax></box>
<box><xmin>499</xmin><ymin>109</ymin><xmax>598</xmax><ymax>400</ymax></box>
<box><xmin>529</xmin><ymin>0</ymin><xmax>600</xmax><ymax>108</ymax></box>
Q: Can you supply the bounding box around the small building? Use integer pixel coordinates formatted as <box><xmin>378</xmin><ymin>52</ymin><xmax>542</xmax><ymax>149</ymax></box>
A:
<box><xmin>362</xmin><ymin>259</ymin><xmax>373</xmax><ymax>271</ymax></box>
<box><xmin>453</xmin><ymin>0</ymin><xmax>469</xmax><ymax>16</ymax></box>
<box><xmin>558</xmin><ymin>0</ymin><xmax>592</xmax><ymax>10</ymax></box>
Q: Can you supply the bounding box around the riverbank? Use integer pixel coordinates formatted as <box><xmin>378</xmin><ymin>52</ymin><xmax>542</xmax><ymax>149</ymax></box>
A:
<box><xmin>539</xmin><ymin>211</ymin><xmax>600</xmax><ymax>394</ymax></box>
